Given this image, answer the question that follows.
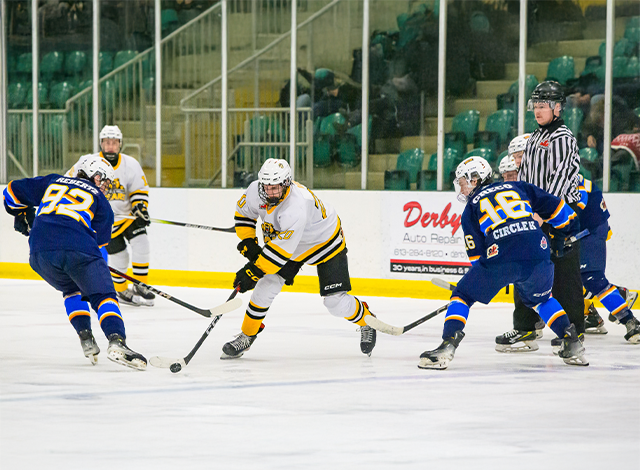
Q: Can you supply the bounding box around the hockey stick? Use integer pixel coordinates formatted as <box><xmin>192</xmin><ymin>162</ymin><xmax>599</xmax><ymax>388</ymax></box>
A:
<box><xmin>120</xmin><ymin>215</ymin><xmax>235</xmax><ymax>233</ymax></box>
<box><xmin>364</xmin><ymin>303</ymin><xmax>450</xmax><ymax>336</ymax></box>
<box><xmin>108</xmin><ymin>266</ymin><xmax>242</xmax><ymax>318</ymax></box>
<box><xmin>149</xmin><ymin>287</ymin><xmax>241</xmax><ymax>373</ymax></box>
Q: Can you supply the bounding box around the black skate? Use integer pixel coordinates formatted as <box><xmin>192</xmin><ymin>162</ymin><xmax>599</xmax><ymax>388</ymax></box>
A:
<box><xmin>107</xmin><ymin>334</ymin><xmax>147</xmax><ymax>370</ymax></box>
<box><xmin>418</xmin><ymin>331</ymin><xmax>465</xmax><ymax>370</ymax></box>
<box><xmin>220</xmin><ymin>332</ymin><xmax>257</xmax><ymax>359</ymax></box>
<box><xmin>132</xmin><ymin>284</ymin><xmax>155</xmax><ymax>307</ymax></box>
<box><xmin>495</xmin><ymin>329</ymin><xmax>539</xmax><ymax>353</ymax></box>
<box><xmin>79</xmin><ymin>329</ymin><xmax>100</xmax><ymax>365</ymax></box>
<box><xmin>585</xmin><ymin>303</ymin><xmax>607</xmax><ymax>334</ymax></box>
<box><xmin>534</xmin><ymin>319</ymin><xmax>545</xmax><ymax>339</ymax></box>
<box><xmin>559</xmin><ymin>324</ymin><xmax>589</xmax><ymax>366</ymax></box>
<box><xmin>117</xmin><ymin>287</ymin><xmax>143</xmax><ymax>307</ymax></box>
<box><xmin>623</xmin><ymin>317</ymin><xmax>640</xmax><ymax>343</ymax></box>
<box><xmin>359</xmin><ymin>322</ymin><xmax>376</xmax><ymax>356</ymax></box>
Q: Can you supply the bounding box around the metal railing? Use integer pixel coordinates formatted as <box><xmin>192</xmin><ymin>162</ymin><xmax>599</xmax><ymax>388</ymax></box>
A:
<box><xmin>185</xmin><ymin>107</ymin><xmax>313</xmax><ymax>187</ymax></box>
<box><xmin>181</xmin><ymin>0</ymin><xmax>362</xmax><ymax>186</ymax></box>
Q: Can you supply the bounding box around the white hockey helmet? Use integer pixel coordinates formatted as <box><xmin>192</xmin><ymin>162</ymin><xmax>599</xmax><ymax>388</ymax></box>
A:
<box><xmin>508</xmin><ymin>133</ymin><xmax>531</xmax><ymax>157</ymax></box>
<box><xmin>77</xmin><ymin>155</ymin><xmax>116</xmax><ymax>197</ymax></box>
<box><xmin>499</xmin><ymin>155</ymin><xmax>518</xmax><ymax>174</ymax></box>
<box><xmin>99</xmin><ymin>125</ymin><xmax>122</xmax><ymax>143</ymax></box>
<box><xmin>258</xmin><ymin>158</ymin><xmax>292</xmax><ymax>206</ymax></box>
<box><xmin>454</xmin><ymin>156</ymin><xmax>493</xmax><ymax>203</ymax></box>
<box><xmin>99</xmin><ymin>125</ymin><xmax>123</xmax><ymax>160</ymax></box>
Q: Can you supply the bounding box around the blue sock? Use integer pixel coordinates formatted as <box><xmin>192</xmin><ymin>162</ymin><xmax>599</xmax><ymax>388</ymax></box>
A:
<box><xmin>535</xmin><ymin>297</ymin><xmax>570</xmax><ymax>337</ymax></box>
<box><xmin>598</xmin><ymin>285</ymin><xmax>631</xmax><ymax>321</ymax></box>
<box><xmin>96</xmin><ymin>298</ymin><xmax>126</xmax><ymax>338</ymax></box>
<box><xmin>64</xmin><ymin>294</ymin><xmax>91</xmax><ymax>334</ymax></box>
<box><xmin>442</xmin><ymin>297</ymin><xmax>469</xmax><ymax>340</ymax></box>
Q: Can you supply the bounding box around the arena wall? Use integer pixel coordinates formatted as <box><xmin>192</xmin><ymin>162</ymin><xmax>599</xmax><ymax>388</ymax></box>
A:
<box><xmin>1</xmin><ymin>186</ymin><xmax>638</xmax><ymax>302</ymax></box>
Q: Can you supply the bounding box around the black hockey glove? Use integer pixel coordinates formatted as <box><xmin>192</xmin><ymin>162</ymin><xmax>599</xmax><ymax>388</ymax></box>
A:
<box><xmin>132</xmin><ymin>202</ymin><xmax>151</xmax><ymax>227</ymax></box>
<box><xmin>549</xmin><ymin>229</ymin><xmax>571</xmax><ymax>259</ymax></box>
<box><xmin>237</xmin><ymin>238</ymin><xmax>261</xmax><ymax>263</ymax></box>
<box><xmin>13</xmin><ymin>207</ymin><xmax>36</xmax><ymax>237</ymax></box>
<box><xmin>234</xmin><ymin>262</ymin><xmax>265</xmax><ymax>293</ymax></box>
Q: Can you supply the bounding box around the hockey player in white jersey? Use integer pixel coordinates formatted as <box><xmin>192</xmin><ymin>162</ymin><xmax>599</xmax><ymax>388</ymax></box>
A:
<box><xmin>222</xmin><ymin>158</ymin><xmax>377</xmax><ymax>359</ymax></box>
<box><xmin>67</xmin><ymin>125</ymin><xmax>154</xmax><ymax>306</ymax></box>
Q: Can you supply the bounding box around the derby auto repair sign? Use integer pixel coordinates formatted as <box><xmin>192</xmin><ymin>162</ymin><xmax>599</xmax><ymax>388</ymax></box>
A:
<box><xmin>382</xmin><ymin>192</ymin><xmax>471</xmax><ymax>279</ymax></box>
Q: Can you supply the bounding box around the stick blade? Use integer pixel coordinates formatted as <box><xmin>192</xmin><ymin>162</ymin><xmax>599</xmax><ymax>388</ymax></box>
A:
<box><xmin>149</xmin><ymin>356</ymin><xmax>185</xmax><ymax>369</ymax></box>
<box><xmin>364</xmin><ymin>315</ymin><xmax>404</xmax><ymax>336</ymax></box>
<box><xmin>208</xmin><ymin>297</ymin><xmax>242</xmax><ymax>316</ymax></box>
<box><xmin>431</xmin><ymin>277</ymin><xmax>454</xmax><ymax>291</ymax></box>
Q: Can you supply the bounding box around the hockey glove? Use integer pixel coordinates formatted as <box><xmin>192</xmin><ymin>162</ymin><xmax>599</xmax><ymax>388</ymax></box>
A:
<box><xmin>234</xmin><ymin>262</ymin><xmax>265</xmax><ymax>293</ymax></box>
<box><xmin>13</xmin><ymin>207</ymin><xmax>35</xmax><ymax>237</ymax></box>
<box><xmin>237</xmin><ymin>238</ymin><xmax>261</xmax><ymax>263</ymax></box>
<box><xmin>132</xmin><ymin>202</ymin><xmax>151</xmax><ymax>227</ymax></box>
<box><xmin>549</xmin><ymin>229</ymin><xmax>571</xmax><ymax>259</ymax></box>
<box><xmin>278</xmin><ymin>260</ymin><xmax>304</xmax><ymax>287</ymax></box>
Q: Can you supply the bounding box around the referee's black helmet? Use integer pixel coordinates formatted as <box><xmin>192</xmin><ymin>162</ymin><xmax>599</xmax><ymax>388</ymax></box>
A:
<box><xmin>528</xmin><ymin>81</ymin><xmax>566</xmax><ymax>110</ymax></box>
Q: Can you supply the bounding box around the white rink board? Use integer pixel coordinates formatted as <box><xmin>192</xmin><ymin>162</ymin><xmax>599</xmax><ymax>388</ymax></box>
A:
<box><xmin>1</xmin><ymin>186</ymin><xmax>639</xmax><ymax>288</ymax></box>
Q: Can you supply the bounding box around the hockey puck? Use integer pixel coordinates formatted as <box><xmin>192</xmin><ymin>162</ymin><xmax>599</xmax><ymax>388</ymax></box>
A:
<box><xmin>170</xmin><ymin>363</ymin><xmax>182</xmax><ymax>373</ymax></box>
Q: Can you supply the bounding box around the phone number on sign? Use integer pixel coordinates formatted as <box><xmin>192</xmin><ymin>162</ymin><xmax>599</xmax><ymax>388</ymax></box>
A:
<box><xmin>393</xmin><ymin>248</ymin><xmax>468</xmax><ymax>258</ymax></box>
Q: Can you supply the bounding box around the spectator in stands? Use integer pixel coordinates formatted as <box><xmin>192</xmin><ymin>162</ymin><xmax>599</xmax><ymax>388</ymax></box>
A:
<box><xmin>581</xmin><ymin>96</ymin><xmax>640</xmax><ymax>155</ymax></box>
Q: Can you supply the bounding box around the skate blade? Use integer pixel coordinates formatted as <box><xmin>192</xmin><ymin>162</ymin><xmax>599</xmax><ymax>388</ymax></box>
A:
<box><xmin>627</xmin><ymin>291</ymin><xmax>638</xmax><ymax>310</ymax></box>
<box><xmin>495</xmin><ymin>341</ymin><xmax>539</xmax><ymax>353</ymax></box>
<box><xmin>139</xmin><ymin>298</ymin><xmax>154</xmax><ymax>307</ymax></box>
<box><xmin>87</xmin><ymin>354</ymin><xmax>98</xmax><ymax>365</ymax></box>
<box><xmin>584</xmin><ymin>326</ymin><xmax>608</xmax><ymax>334</ymax></box>
<box><xmin>220</xmin><ymin>351</ymin><xmax>245</xmax><ymax>360</ymax></box>
<box><xmin>107</xmin><ymin>351</ymin><xmax>147</xmax><ymax>370</ymax></box>
<box><xmin>626</xmin><ymin>333</ymin><xmax>640</xmax><ymax>344</ymax></box>
<box><xmin>535</xmin><ymin>329</ymin><xmax>544</xmax><ymax>340</ymax></box>
<box><xmin>417</xmin><ymin>358</ymin><xmax>449</xmax><ymax>370</ymax></box>
<box><xmin>562</xmin><ymin>355</ymin><xmax>589</xmax><ymax>366</ymax></box>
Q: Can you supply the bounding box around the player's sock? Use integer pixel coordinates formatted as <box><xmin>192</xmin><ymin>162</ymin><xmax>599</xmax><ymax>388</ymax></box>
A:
<box><xmin>241</xmin><ymin>300</ymin><xmax>269</xmax><ymax>336</ymax></box>
<box><xmin>535</xmin><ymin>297</ymin><xmax>570</xmax><ymax>339</ymax></box>
<box><xmin>598</xmin><ymin>285</ymin><xmax>631</xmax><ymax>319</ymax></box>
<box><xmin>64</xmin><ymin>293</ymin><xmax>91</xmax><ymax>334</ymax></box>
<box><xmin>442</xmin><ymin>297</ymin><xmax>469</xmax><ymax>339</ymax></box>
<box><xmin>344</xmin><ymin>297</ymin><xmax>372</xmax><ymax>327</ymax></box>
<box><xmin>95</xmin><ymin>297</ymin><xmax>126</xmax><ymax>339</ymax></box>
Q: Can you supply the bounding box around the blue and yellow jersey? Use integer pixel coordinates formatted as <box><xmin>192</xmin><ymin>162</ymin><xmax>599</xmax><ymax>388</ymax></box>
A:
<box><xmin>3</xmin><ymin>174</ymin><xmax>114</xmax><ymax>255</ymax></box>
<box><xmin>462</xmin><ymin>181</ymin><xmax>578</xmax><ymax>265</ymax></box>
<box><xmin>576</xmin><ymin>175</ymin><xmax>609</xmax><ymax>231</ymax></box>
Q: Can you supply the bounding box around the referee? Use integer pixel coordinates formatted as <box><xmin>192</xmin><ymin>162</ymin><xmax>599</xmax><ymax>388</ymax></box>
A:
<box><xmin>496</xmin><ymin>81</ymin><xmax>585</xmax><ymax>352</ymax></box>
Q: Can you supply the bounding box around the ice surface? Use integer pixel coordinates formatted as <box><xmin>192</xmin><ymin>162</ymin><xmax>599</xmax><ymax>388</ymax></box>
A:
<box><xmin>1</xmin><ymin>279</ymin><xmax>638</xmax><ymax>469</ymax></box>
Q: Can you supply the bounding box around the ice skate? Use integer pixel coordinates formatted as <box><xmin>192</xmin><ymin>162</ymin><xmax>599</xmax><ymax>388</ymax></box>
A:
<box><xmin>558</xmin><ymin>324</ymin><xmax>588</xmax><ymax>366</ymax></box>
<box><xmin>78</xmin><ymin>329</ymin><xmax>100</xmax><ymax>365</ymax></box>
<box><xmin>358</xmin><ymin>322</ymin><xmax>376</xmax><ymax>356</ymax></box>
<box><xmin>418</xmin><ymin>331</ymin><xmax>465</xmax><ymax>370</ymax></box>
<box><xmin>116</xmin><ymin>286</ymin><xmax>143</xmax><ymax>307</ymax></box>
<box><xmin>106</xmin><ymin>334</ymin><xmax>147</xmax><ymax>370</ymax></box>
<box><xmin>623</xmin><ymin>317</ymin><xmax>640</xmax><ymax>343</ymax></box>
<box><xmin>584</xmin><ymin>303</ymin><xmax>607</xmax><ymax>334</ymax></box>
<box><xmin>551</xmin><ymin>332</ymin><xmax>584</xmax><ymax>355</ymax></box>
<box><xmin>534</xmin><ymin>319</ymin><xmax>545</xmax><ymax>339</ymax></box>
<box><xmin>220</xmin><ymin>332</ymin><xmax>257</xmax><ymax>359</ymax></box>
<box><xmin>132</xmin><ymin>284</ymin><xmax>155</xmax><ymax>307</ymax></box>
<box><xmin>495</xmin><ymin>329</ymin><xmax>539</xmax><ymax>352</ymax></box>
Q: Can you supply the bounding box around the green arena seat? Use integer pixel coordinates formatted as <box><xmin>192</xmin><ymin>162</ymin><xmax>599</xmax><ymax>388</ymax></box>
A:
<box><xmin>451</xmin><ymin>110</ymin><xmax>480</xmax><ymax>146</ymax></box>
<box><xmin>562</xmin><ymin>107</ymin><xmax>584</xmax><ymax>138</ymax></box>
<box><xmin>396</xmin><ymin>148</ymin><xmax>424</xmax><ymax>184</ymax></box>
<box><xmin>8</xmin><ymin>83</ymin><xmax>27</xmax><ymax>108</ymax></box>
<box><xmin>384</xmin><ymin>170</ymin><xmax>411</xmax><ymax>190</ymax></box>
<box><xmin>49</xmin><ymin>82</ymin><xmax>75</xmax><ymax>109</ymax></box>
<box><xmin>546</xmin><ymin>56</ymin><xmax>575</xmax><ymax>85</ymax></box>
<box><xmin>40</xmin><ymin>51</ymin><xmax>64</xmax><ymax>81</ymax></box>
<box><xmin>579</xmin><ymin>147</ymin><xmax>601</xmax><ymax>181</ymax></box>
<box><xmin>445</xmin><ymin>131</ymin><xmax>466</xmax><ymax>157</ymax></box>
<box><xmin>524</xmin><ymin>111</ymin><xmax>538</xmax><ymax>133</ymax></box>
<box><xmin>25</xmin><ymin>82</ymin><xmax>49</xmax><ymax>108</ymax></box>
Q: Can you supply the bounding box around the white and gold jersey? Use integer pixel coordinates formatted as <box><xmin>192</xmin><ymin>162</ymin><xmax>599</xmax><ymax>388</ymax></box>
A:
<box><xmin>67</xmin><ymin>152</ymin><xmax>150</xmax><ymax>237</ymax></box>
<box><xmin>234</xmin><ymin>181</ymin><xmax>345</xmax><ymax>275</ymax></box>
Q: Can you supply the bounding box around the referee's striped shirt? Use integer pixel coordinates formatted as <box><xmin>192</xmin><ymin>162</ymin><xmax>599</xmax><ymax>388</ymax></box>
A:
<box><xmin>519</xmin><ymin>118</ymin><xmax>581</xmax><ymax>204</ymax></box>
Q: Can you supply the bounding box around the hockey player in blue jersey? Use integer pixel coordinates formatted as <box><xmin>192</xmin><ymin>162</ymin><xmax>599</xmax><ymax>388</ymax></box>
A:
<box><xmin>3</xmin><ymin>156</ymin><xmax>147</xmax><ymax>370</ymax></box>
<box><xmin>569</xmin><ymin>175</ymin><xmax>639</xmax><ymax>342</ymax></box>
<box><xmin>419</xmin><ymin>156</ymin><xmax>587</xmax><ymax>369</ymax></box>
